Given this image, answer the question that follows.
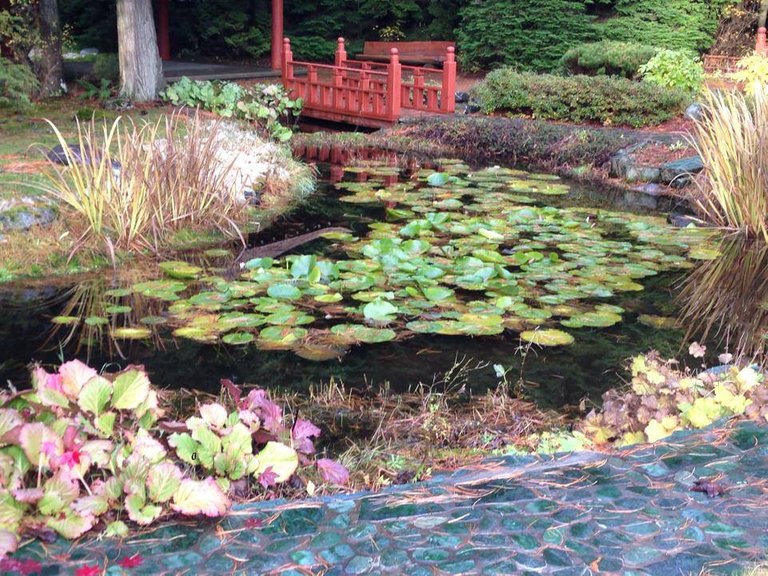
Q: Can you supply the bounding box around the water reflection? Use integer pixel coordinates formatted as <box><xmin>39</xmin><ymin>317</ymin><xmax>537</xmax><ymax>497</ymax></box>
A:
<box><xmin>678</xmin><ymin>238</ymin><xmax>768</xmax><ymax>361</ymax></box>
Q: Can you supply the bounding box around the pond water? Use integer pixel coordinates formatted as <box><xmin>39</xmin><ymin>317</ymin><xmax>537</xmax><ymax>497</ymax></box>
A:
<box><xmin>0</xmin><ymin>153</ymin><xmax>729</xmax><ymax>409</ymax></box>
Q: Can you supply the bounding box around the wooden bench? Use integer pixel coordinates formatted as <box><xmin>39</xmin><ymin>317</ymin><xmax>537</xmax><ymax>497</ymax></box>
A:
<box><xmin>354</xmin><ymin>41</ymin><xmax>455</xmax><ymax>67</ymax></box>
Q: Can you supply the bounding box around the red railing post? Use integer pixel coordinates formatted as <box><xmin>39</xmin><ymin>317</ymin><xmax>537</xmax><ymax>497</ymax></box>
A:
<box><xmin>386</xmin><ymin>48</ymin><xmax>401</xmax><ymax>122</ymax></box>
<box><xmin>281</xmin><ymin>37</ymin><xmax>294</xmax><ymax>81</ymax></box>
<box><xmin>441</xmin><ymin>46</ymin><xmax>456</xmax><ymax>113</ymax></box>
<box><xmin>758</xmin><ymin>27</ymin><xmax>768</xmax><ymax>57</ymax></box>
<box><xmin>335</xmin><ymin>37</ymin><xmax>347</xmax><ymax>67</ymax></box>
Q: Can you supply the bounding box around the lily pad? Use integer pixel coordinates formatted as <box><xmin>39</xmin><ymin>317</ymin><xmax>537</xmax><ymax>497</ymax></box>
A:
<box><xmin>159</xmin><ymin>261</ymin><xmax>203</xmax><ymax>279</ymax></box>
<box><xmin>330</xmin><ymin>324</ymin><xmax>397</xmax><ymax>343</ymax></box>
<box><xmin>267</xmin><ymin>284</ymin><xmax>303</xmax><ymax>300</ymax></box>
<box><xmin>111</xmin><ymin>327</ymin><xmax>152</xmax><ymax>340</ymax></box>
<box><xmin>221</xmin><ymin>332</ymin><xmax>255</xmax><ymax>345</ymax></box>
<box><xmin>519</xmin><ymin>329</ymin><xmax>574</xmax><ymax>346</ymax></box>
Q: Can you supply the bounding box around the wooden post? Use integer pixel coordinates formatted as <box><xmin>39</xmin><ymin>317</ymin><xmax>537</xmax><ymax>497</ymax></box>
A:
<box><xmin>386</xmin><ymin>48</ymin><xmax>401</xmax><ymax>122</ymax></box>
<box><xmin>441</xmin><ymin>47</ymin><xmax>456</xmax><ymax>113</ymax></box>
<box><xmin>271</xmin><ymin>0</ymin><xmax>284</xmax><ymax>69</ymax></box>
<box><xmin>281</xmin><ymin>38</ymin><xmax>293</xmax><ymax>81</ymax></box>
<box><xmin>335</xmin><ymin>37</ymin><xmax>347</xmax><ymax>67</ymax></box>
<box><xmin>758</xmin><ymin>27</ymin><xmax>768</xmax><ymax>57</ymax></box>
<box><xmin>156</xmin><ymin>0</ymin><xmax>170</xmax><ymax>60</ymax></box>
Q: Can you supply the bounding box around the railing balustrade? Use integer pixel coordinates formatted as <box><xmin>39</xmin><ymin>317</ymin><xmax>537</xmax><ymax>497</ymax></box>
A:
<box><xmin>282</xmin><ymin>37</ymin><xmax>456</xmax><ymax>127</ymax></box>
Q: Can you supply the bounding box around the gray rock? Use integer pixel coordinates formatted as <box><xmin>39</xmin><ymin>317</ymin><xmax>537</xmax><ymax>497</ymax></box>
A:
<box><xmin>685</xmin><ymin>103</ymin><xmax>704</xmax><ymax>121</ymax></box>
<box><xmin>624</xmin><ymin>165</ymin><xmax>661</xmax><ymax>183</ymax></box>
<box><xmin>79</xmin><ymin>48</ymin><xmax>99</xmax><ymax>56</ymax></box>
<box><xmin>0</xmin><ymin>203</ymin><xmax>57</xmax><ymax>231</ymax></box>
<box><xmin>631</xmin><ymin>183</ymin><xmax>667</xmax><ymax>196</ymax></box>
<box><xmin>463</xmin><ymin>103</ymin><xmax>481</xmax><ymax>115</ymax></box>
<box><xmin>659</xmin><ymin>156</ymin><xmax>703</xmax><ymax>188</ymax></box>
<box><xmin>455</xmin><ymin>91</ymin><xmax>470</xmax><ymax>104</ymax></box>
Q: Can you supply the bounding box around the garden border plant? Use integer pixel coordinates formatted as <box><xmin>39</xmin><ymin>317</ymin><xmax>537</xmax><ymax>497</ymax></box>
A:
<box><xmin>0</xmin><ymin>359</ymin><xmax>348</xmax><ymax>558</ymax></box>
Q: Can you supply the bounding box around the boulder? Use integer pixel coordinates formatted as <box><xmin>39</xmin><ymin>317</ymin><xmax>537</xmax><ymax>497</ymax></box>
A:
<box><xmin>659</xmin><ymin>156</ymin><xmax>703</xmax><ymax>188</ymax></box>
<box><xmin>685</xmin><ymin>103</ymin><xmax>704</xmax><ymax>121</ymax></box>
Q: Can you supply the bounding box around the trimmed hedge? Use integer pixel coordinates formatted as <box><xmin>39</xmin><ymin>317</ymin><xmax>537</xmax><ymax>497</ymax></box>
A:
<box><xmin>472</xmin><ymin>69</ymin><xmax>689</xmax><ymax>128</ymax></box>
<box><xmin>560</xmin><ymin>41</ymin><xmax>658</xmax><ymax>79</ymax></box>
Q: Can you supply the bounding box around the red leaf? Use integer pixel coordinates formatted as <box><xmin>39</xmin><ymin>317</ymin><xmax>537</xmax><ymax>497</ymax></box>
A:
<box><xmin>317</xmin><ymin>458</ymin><xmax>350</xmax><ymax>486</ymax></box>
<box><xmin>74</xmin><ymin>564</ymin><xmax>102</xmax><ymax>576</ymax></box>
<box><xmin>258</xmin><ymin>468</ymin><xmax>279</xmax><ymax>489</ymax></box>
<box><xmin>292</xmin><ymin>419</ymin><xmax>321</xmax><ymax>442</ymax></box>
<box><xmin>245</xmin><ymin>390</ymin><xmax>282</xmax><ymax>433</ymax></box>
<box><xmin>220</xmin><ymin>378</ymin><xmax>242</xmax><ymax>407</ymax></box>
<box><xmin>117</xmin><ymin>554</ymin><xmax>143</xmax><ymax>569</ymax></box>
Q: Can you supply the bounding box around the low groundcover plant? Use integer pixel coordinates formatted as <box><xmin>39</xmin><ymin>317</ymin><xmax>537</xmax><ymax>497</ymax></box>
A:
<box><xmin>0</xmin><ymin>360</ymin><xmax>348</xmax><ymax>559</ymax></box>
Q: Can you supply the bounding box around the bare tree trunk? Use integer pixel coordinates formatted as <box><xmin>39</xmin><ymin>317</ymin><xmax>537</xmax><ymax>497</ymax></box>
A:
<box><xmin>760</xmin><ymin>0</ymin><xmax>768</xmax><ymax>29</ymax></box>
<box><xmin>117</xmin><ymin>0</ymin><xmax>164</xmax><ymax>102</ymax></box>
<box><xmin>37</xmin><ymin>0</ymin><xmax>63</xmax><ymax>97</ymax></box>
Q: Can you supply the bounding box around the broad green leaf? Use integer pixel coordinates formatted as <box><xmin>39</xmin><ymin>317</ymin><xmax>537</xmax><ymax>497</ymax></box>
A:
<box><xmin>254</xmin><ymin>441</ymin><xmax>298</xmax><ymax>483</ymax></box>
<box><xmin>77</xmin><ymin>376</ymin><xmax>112</xmax><ymax>416</ymax></box>
<box><xmin>171</xmin><ymin>478</ymin><xmax>229</xmax><ymax>517</ymax></box>
<box><xmin>39</xmin><ymin>471</ymin><xmax>80</xmax><ymax>515</ymax></box>
<box><xmin>111</xmin><ymin>369</ymin><xmax>150</xmax><ymax>410</ymax></box>
<box><xmin>125</xmin><ymin>493</ymin><xmax>162</xmax><ymax>526</ymax></box>
<box><xmin>72</xmin><ymin>495</ymin><xmax>109</xmax><ymax>517</ymax></box>
<box><xmin>267</xmin><ymin>283</ymin><xmax>302</xmax><ymax>300</ymax></box>
<box><xmin>168</xmin><ymin>433</ymin><xmax>199</xmax><ymax>466</ymax></box>
<box><xmin>104</xmin><ymin>520</ymin><xmax>129</xmax><ymax>538</ymax></box>
<box><xmin>148</xmin><ymin>462</ymin><xmax>183</xmax><ymax>503</ymax></box>
<box><xmin>0</xmin><ymin>491</ymin><xmax>24</xmax><ymax>531</ymax></box>
<box><xmin>95</xmin><ymin>412</ymin><xmax>116</xmax><ymax>437</ymax></box>
<box><xmin>426</xmin><ymin>172</ymin><xmax>450</xmax><ymax>186</ymax></box>
<box><xmin>191</xmin><ymin>426</ymin><xmax>221</xmax><ymax>469</ymax></box>
<box><xmin>19</xmin><ymin>423</ymin><xmax>62</xmax><ymax>468</ymax></box>
<box><xmin>222</xmin><ymin>423</ymin><xmax>253</xmax><ymax>456</ymax></box>
<box><xmin>47</xmin><ymin>513</ymin><xmax>94</xmax><ymax>539</ymax></box>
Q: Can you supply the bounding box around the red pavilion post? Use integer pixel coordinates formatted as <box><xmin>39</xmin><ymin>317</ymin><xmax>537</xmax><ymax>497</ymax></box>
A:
<box><xmin>157</xmin><ymin>0</ymin><xmax>171</xmax><ymax>60</ymax></box>
<box><xmin>271</xmin><ymin>0</ymin><xmax>284</xmax><ymax>69</ymax></box>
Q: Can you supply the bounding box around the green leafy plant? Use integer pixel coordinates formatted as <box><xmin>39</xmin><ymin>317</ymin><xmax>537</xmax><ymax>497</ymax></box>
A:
<box><xmin>472</xmin><ymin>69</ymin><xmax>689</xmax><ymax>127</ymax></box>
<box><xmin>0</xmin><ymin>360</ymin><xmax>347</xmax><ymax>556</ymax></box>
<box><xmin>560</xmin><ymin>41</ymin><xmax>659</xmax><ymax>79</ymax></box>
<box><xmin>731</xmin><ymin>52</ymin><xmax>768</xmax><ymax>96</ymax></box>
<box><xmin>76</xmin><ymin>78</ymin><xmax>112</xmax><ymax>102</ymax></box>
<box><xmin>0</xmin><ymin>56</ymin><xmax>38</xmax><ymax>109</ymax></box>
<box><xmin>688</xmin><ymin>86</ymin><xmax>768</xmax><ymax>242</ymax></box>
<box><xmin>579</xmin><ymin>350</ymin><xmax>767</xmax><ymax>446</ymax></box>
<box><xmin>161</xmin><ymin>78</ymin><xmax>302</xmax><ymax>142</ymax></box>
<box><xmin>638</xmin><ymin>48</ymin><xmax>704</xmax><ymax>95</ymax></box>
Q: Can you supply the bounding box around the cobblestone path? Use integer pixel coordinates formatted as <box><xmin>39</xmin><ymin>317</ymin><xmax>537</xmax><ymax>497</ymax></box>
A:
<box><xmin>13</xmin><ymin>420</ymin><xmax>768</xmax><ymax>575</ymax></box>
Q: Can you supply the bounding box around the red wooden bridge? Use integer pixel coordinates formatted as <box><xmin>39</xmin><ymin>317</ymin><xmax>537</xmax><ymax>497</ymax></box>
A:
<box><xmin>281</xmin><ymin>38</ymin><xmax>457</xmax><ymax>128</ymax></box>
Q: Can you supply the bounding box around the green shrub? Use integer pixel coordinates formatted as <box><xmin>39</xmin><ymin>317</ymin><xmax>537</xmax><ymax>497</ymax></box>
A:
<box><xmin>90</xmin><ymin>52</ymin><xmax>119</xmax><ymax>83</ymax></box>
<box><xmin>473</xmin><ymin>69</ymin><xmax>689</xmax><ymax>127</ymax></box>
<box><xmin>597</xmin><ymin>0</ymin><xmax>735</xmax><ymax>54</ymax></box>
<box><xmin>560</xmin><ymin>41</ymin><xmax>658</xmax><ymax>79</ymax></box>
<box><xmin>638</xmin><ymin>49</ymin><xmax>704</xmax><ymax>95</ymax></box>
<box><xmin>457</xmin><ymin>0</ymin><xmax>598</xmax><ymax>72</ymax></box>
<box><xmin>0</xmin><ymin>57</ymin><xmax>38</xmax><ymax>108</ymax></box>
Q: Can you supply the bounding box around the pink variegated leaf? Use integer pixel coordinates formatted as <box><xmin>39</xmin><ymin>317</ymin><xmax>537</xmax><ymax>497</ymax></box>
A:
<box><xmin>58</xmin><ymin>360</ymin><xmax>98</xmax><ymax>397</ymax></box>
<box><xmin>317</xmin><ymin>458</ymin><xmax>350</xmax><ymax>486</ymax></box>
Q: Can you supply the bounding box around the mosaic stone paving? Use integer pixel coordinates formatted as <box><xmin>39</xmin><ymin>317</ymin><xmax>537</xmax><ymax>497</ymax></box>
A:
<box><xmin>12</xmin><ymin>420</ymin><xmax>768</xmax><ymax>575</ymax></box>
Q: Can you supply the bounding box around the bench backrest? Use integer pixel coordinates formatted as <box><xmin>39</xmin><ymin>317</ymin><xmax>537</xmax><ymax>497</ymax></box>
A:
<box><xmin>362</xmin><ymin>41</ymin><xmax>455</xmax><ymax>57</ymax></box>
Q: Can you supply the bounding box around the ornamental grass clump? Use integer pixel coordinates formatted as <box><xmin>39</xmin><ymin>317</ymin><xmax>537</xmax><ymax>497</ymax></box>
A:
<box><xmin>689</xmin><ymin>86</ymin><xmax>768</xmax><ymax>242</ymax></box>
<box><xmin>42</xmin><ymin>113</ymin><xmax>246</xmax><ymax>258</ymax></box>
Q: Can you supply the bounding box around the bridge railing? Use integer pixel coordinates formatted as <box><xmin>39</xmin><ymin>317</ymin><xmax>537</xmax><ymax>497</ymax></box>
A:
<box><xmin>282</xmin><ymin>37</ymin><xmax>456</xmax><ymax>126</ymax></box>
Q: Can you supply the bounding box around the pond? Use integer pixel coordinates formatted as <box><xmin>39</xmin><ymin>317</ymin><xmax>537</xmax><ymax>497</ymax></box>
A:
<box><xmin>0</xmin><ymin>153</ymin><xmax>728</xmax><ymax>409</ymax></box>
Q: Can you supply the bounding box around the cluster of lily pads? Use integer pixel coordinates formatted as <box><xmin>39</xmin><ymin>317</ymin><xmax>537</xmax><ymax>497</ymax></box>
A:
<box><xmin>0</xmin><ymin>360</ymin><xmax>346</xmax><ymax>555</ymax></box>
<box><xmin>54</xmin><ymin>160</ymin><xmax>719</xmax><ymax>357</ymax></box>
<box><xmin>579</xmin><ymin>350</ymin><xmax>767</xmax><ymax>446</ymax></box>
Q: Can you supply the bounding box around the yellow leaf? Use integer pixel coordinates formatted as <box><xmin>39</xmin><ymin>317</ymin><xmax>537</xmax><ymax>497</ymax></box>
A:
<box><xmin>736</xmin><ymin>367</ymin><xmax>761</xmax><ymax>392</ymax></box>
<box><xmin>645</xmin><ymin>419</ymin><xmax>673</xmax><ymax>443</ymax></box>
<box><xmin>618</xmin><ymin>431</ymin><xmax>646</xmax><ymax>447</ymax></box>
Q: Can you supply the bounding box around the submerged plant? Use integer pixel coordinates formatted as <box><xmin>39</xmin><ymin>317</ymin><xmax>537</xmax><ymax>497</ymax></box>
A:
<box><xmin>689</xmin><ymin>86</ymin><xmax>768</xmax><ymax>241</ymax></box>
<box><xmin>0</xmin><ymin>361</ymin><xmax>347</xmax><ymax>557</ymax></box>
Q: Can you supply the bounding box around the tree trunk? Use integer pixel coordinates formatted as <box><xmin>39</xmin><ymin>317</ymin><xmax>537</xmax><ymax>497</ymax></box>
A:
<box><xmin>117</xmin><ymin>0</ymin><xmax>164</xmax><ymax>102</ymax></box>
<box><xmin>760</xmin><ymin>0</ymin><xmax>768</xmax><ymax>30</ymax></box>
<box><xmin>37</xmin><ymin>0</ymin><xmax>63</xmax><ymax>97</ymax></box>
